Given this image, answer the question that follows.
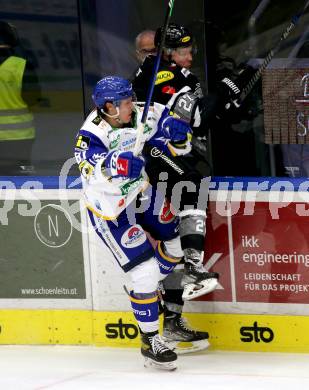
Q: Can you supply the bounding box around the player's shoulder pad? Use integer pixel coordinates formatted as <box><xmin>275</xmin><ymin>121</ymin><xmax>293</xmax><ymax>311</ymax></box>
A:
<box><xmin>84</xmin><ymin>111</ymin><xmax>108</xmax><ymax>130</ymax></box>
<box><xmin>81</xmin><ymin>111</ymin><xmax>110</xmax><ymax>146</ymax></box>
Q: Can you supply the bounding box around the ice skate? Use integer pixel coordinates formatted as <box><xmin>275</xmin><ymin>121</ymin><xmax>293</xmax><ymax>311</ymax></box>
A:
<box><xmin>181</xmin><ymin>259</ymin><xmax>219</xmax><ymax>300</ymax></box>
<box><xmin>163</xmin><ymin>313</ymin><xmax>210</xmax><ymax>354</ymax></box>
<box><xmin>141</xmin><ymin>331</ymin><xmax>177</xmax><ymax>371</ymax></box>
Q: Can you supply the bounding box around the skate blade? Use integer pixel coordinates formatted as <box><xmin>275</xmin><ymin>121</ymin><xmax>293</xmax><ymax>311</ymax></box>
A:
<box><xmin>164</xmin><ymin>339</ymin><xmax>210</xmax><ymax>355</ymax></box>
<box><xmin>182</xmin><ymin>278</ymin><xmax>219</xmax><ymax>300</ymax></box>
<box><xmin>144</xmin><ymin>357</ymin><xmax>177</xmax><ymax>371</ymax></box>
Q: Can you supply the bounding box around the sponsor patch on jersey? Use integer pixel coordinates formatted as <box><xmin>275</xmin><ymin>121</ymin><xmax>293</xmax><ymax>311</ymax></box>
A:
<box><xmin>90</xmin><ymin>152</ymin><xmax>106</xmax><ymax>165</ymax></box>
<box><xmin>155</xmin><ymin>71</ymin><xmax>174</xmax><ymax>85</ymax></box>
<box><xmin>159</xmin><ymin>199</ymin><xmax>176</xmax><ymax>224</ymax></box>
<box><xmin>181</xmin><ymin>68</ymin><xmax>191</xmax><ymax>78</ymax></box>
<box><xmin>92</xmin><ymin>116</ymin><xmax>101</xmax><ymax>126</ymax></box>
<box><xmin>76</xmin><ymin>135</ymin><xmax>90</xmax><ymax>150</ymax></box>
<box><xmin>110</xmin><ymin>134</ymin><xmax>120</xmax><ymax>149</ymax></box>
<box><xmin>162</xmin><ymin>85</ymin><xmax>176</xmax><ymax>95</ymax></box>
<box><xmin>121</xmin><ymin>226</ymin><xmax>146</xmax><ymax>248</ymax></box>
<box><xmin>119</xmin><ymin>175</ymin><xmax>144</xmax><ymax>195</ymax></box>
<box><xmin>181</xmin><ymin>36</ymin><xmax>191</xmax><ymax>43</ymax></box>
<box><xmin>118</xmin><ymin>198</ymin><xmax>126</xmax><ymax>207</ymax></box>
<box><xmin>122</xmin><ymin>137</ymin><xmax>136</xmax><ymax>148</ymax></box>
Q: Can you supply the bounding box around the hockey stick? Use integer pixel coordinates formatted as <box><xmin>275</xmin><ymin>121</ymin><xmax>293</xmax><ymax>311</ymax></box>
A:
<box><xmin>133</xmin><ymin>0</ymin><xmax>175</xmax><ymax>156</ymax></box>
<box><xmin>191</xmin><ymin>2</ymin><xmax>309</xmax><ymax>159</ymax></box>
<box><xmin>238</xmin><ymin>0</ymin><xmax>309</xmax><ymax>103</ymax></box>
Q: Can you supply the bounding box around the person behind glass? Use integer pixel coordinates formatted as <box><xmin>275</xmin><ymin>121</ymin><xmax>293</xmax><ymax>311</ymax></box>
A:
<box><xmin>133</xmin><ymin>23</ymin><xmax>257</xmax><ymax>144</ymax></box>
<box><xmin>133</xmin><ymin>23</ymin><xmax>203</xmax><ymax>106</ymax></box>
<box><xmin>0</xmin><ymin>21</ymin><xmax>40</xmax><ymax>175</ymax></box>
<box><xmin>135</xmin><ymin>30</ymin><xmax>156</xmax><ymax>64</ymax></box>
<box><xmin>133</xmin><ymin>24</ymin><xmax>219</xmax><ymax>354</ymax></box>
<box><xmin>133</xmin><ymin>23</ymin><xmax>220</xmax><ymax>159</ymax></box>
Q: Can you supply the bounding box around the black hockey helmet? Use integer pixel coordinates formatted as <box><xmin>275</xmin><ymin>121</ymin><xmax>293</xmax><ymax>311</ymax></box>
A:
<box><xmin>154</xmin><ymin>23</ymin><xmax>193</xmax><ymax>50</ymax></box>
<box><xmin>0</xmin><ymin>21</ymin><xmax>19</xmax><ymax>48</ymax></box>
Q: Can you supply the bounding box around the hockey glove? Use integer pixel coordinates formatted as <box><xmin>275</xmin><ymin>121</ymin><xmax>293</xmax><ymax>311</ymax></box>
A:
<box><xmin>217</xmin><ymin>64</ymin><xmax>256</xmax><ymax>110</ymax></box>
<box><xmin>160</xmin><ymin>112</ymin><xmax>192</xmax><ymax>145</ymax></box>
<box><xmin>217</xmin><ymin>64</ymin><xmax>259</xmax><ymax>122</ymax></box>
<box><xmin>104</xmin><ymin>151</ymin><xmax>144</xmax><ymax>179</ymax></box>
<box><xmin>218</xmin><ymin>77</ymin><xmax>242</xmax><ymax>110</ymax></box>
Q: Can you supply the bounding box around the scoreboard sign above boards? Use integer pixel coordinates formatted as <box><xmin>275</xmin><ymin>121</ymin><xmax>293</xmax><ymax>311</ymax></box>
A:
<box><xmin>263</xmin><ymin>58</ymin><xmax>309</xmax><ymax>144</ymax></box>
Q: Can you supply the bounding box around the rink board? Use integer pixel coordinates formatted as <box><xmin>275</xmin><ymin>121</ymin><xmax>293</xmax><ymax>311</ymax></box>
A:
<box><xmin>1</xmin><ymin>176</ymin><xmax>309</xmax><ymax>351</ymax></box>
<box><xmin>1</xmin><ymin>310</ymin><xmax>309</xmax><ymax>352</ymax></box>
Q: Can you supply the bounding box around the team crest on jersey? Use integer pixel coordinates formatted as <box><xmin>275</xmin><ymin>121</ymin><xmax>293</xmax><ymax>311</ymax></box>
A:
<box><xmin>76</xmin><ymin>135</ymin><xmax>90</xmax><ymax>150</ymax></box>
<box><xmin>155</xmin><ymin>71</ymin><xmax>174</xmax><ymax>85</ymax></box>
<box><xmin>159</xmin><ymin>199</ymin><xmax>176</xmax><ymax>224</ymax></box>
<box><xmin>121</xmin><ymin>226</ymin><xmax>146</xmax><ymax>248</ymax></box>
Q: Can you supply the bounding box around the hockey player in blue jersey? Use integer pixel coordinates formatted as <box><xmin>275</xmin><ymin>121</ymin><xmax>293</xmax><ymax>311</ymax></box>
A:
<box><xmin>75</xmin><ymin>76</ymin><xmax>215</xmax><ymax>370</ymax></box>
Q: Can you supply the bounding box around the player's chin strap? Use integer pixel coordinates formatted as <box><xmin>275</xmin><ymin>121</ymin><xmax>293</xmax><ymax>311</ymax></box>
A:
<box><xmin>100</xmin><ymin>107</ymin><xmax>124</xmax><ymax>125</ymax></box>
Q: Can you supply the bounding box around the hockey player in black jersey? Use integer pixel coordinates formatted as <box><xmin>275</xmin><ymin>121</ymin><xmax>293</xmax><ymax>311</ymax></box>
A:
<box><xmin>133</xmin><ymin>23</ymin><xmax>219</xmax><ymax>354</ymax></box>
<box><xmin>133</xmin><ymin>23</ymin><xmax>203</xmax><ymax>106</ymax></box>
<box><xmin>132</xmin><ymin>21</ymin><xmax>258</xmax><ymax>354</ymax></box>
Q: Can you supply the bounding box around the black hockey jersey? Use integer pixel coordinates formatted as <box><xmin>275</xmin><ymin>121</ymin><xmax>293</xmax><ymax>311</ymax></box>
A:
<box><xmin>132</xmin><ymin>55</ymin><xmax>203</xmax><ymax>105</ymax></box>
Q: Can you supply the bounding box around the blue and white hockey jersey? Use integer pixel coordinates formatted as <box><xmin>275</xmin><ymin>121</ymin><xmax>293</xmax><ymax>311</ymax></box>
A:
<box><xmin>75</xmin><ymin>103</ymin><xmax>190</xmax><ymax>219</ymax></box>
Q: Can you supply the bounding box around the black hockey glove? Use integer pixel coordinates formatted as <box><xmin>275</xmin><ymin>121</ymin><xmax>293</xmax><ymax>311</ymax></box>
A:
<box><xmin>216</xmin><ymin>64</ymin><xmax>257</xmax><ymax>123</ymax></box>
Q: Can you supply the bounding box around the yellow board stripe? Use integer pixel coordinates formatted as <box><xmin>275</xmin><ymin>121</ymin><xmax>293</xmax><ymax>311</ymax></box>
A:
<box><xmin>158</xmin><ymin>241</ymin><xmax>182</xmax><ymax>263</ymax></box>
<box><xmin>0</xmin><ymin>309</ymin><xmax>93</xmax><ymax>345</ymax></box>
<box><xmin>1</xmin><ymin>310</ymin><xmax>309</xmax><ymax>353</ymax></box>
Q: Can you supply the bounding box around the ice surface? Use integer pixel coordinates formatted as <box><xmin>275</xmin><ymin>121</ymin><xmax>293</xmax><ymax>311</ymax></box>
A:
<box><xmin>1</xmin><ymin>346</ymin><xmax>309</xmax><ymax>390</ymax></box>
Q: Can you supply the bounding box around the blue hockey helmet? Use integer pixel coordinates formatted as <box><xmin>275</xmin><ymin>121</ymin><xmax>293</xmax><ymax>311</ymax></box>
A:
<box><xmin>92</xmin><ymin>76</ymin><xmax>133</xmax><ymax>109</ymax></box>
